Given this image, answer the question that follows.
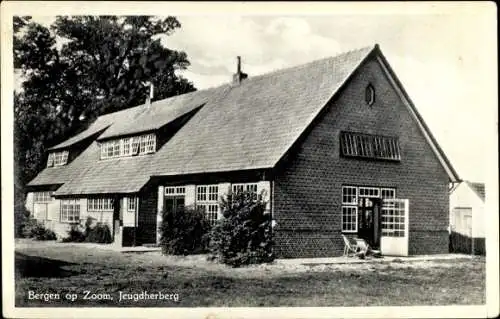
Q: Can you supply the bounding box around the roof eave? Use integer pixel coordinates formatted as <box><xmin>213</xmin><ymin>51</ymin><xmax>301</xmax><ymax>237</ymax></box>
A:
<box><xmin>374</xmin><ymin>46</ymin><xmax>461</xmax><ymax>183</ymax></box>
<box><xmin>48</xmin><ymin>125</ymin><xmax>111</xmax><ymax>151</ymax></box>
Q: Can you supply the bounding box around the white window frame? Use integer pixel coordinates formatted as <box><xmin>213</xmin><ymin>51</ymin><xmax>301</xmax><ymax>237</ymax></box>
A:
<box><xmin>87</xmin><ymin>198</ymin><xmax>114</xmax><ymax>212</ymax></box>
<box><xmin>49</xmin><ymin>150</ymin><xmax>69</xmax><ymax>166</ymax></box>
<box><xmin>165</xmin><ymin>186</ymin><xmax>186</xmax><ymax>195</ymax></box>
<box><xmin>358</xmin><ymin>187</ymin><xmax>380</xmax><ymax>198</ymax></box>
<box><xmin>196</xmin><ymin>184</ymin><xmax>219</xmax><ymax>225</ymax></box>
<box><xmin>144</xmin><ymin>134</ymin><xmax>156</xmax><ymax>154</ymax></box>
<box><xmin>100</xmin><ymin>133</ymin><xmax>156</xmax><ymax>160</ymax></box>
<box><xmin>231</xmin><ymin>182</ymin><xmax>259</xmax><ymax>201</ymax></box>
<box><xmin>60</xmin><ymin>199</ymin><xmax>81</xmax><ymax>223</ymax></box>
<box><xmin>381</xmin><ymin>188</ymin><xmax>396</xmax><ymax>199</ymax></box>
<box><xmin>34</xmin><ymin>191</ymin><xmax>53</xmax><ymax>202</ymax></box>
<box><xmin>342</xmin><ymin>206</ymin><xmax>358</xmax><ymax>232</ymax></box>
<box><xmin>341</xmin><ymin>186</ymin><xmax>358</xmax><ymax>205</ymax></box>
<box><xmin>47</xmin><ymin>153</ymin><xmax>54</xmax><ymax>167</ymax></box>
<box><xmin>341</xmin><ymin>185</ymin><xmax>396</xmax><ymax>233</ymax></box>
<box><xmin>127</xmin><ymin>196</ymin><xmax>137</xmax><ymax>212</ymax></box>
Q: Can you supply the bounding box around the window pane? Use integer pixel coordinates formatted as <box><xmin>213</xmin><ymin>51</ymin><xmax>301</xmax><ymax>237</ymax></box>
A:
<box><xmin>342</xmin><ymin>206</ymin><xmax>357</xmax><ymax>232</ymax></box>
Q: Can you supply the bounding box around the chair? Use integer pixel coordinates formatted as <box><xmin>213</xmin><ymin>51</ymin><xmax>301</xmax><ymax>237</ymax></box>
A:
<box><xmin>342</xmin><ymin>234</ymin><xmax>358</xmax><ymax>257</ymax></box>
<box><xmin>354</xmin><ymin>238</ymin><xmax>382</xmax><ymax>258</ymax></box>
<box><xmin>354</xmin><ymin>238</ymin><xmax>370</xmax><ymax>258</ymax></box>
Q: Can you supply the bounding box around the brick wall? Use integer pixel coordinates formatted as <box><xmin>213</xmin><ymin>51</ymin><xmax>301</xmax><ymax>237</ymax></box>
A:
<box><xmin>138</xmin><ymin>184</ymin><xmax>158</xmax><ymax>245</ymax></box>
<box><xmin>273</xmin><ymin>56</ymin><xmax>450</xmax><ymax>258</ymax></box>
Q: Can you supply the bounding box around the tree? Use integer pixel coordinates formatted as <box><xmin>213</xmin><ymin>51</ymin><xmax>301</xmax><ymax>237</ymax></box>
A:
<box><xmin>14</xmin><ymin>16</ymin><xmax>196</xmax><ymax>206</ymax></box>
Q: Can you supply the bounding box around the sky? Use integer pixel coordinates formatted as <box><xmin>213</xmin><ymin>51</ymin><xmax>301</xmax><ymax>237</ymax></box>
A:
<box><xmin>19</xmin><ymin>4</ymin><xmax>498</xmax><ymax>183</ymax></box>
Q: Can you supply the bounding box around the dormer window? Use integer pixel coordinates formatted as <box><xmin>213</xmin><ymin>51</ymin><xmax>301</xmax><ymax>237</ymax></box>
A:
<box><xmin>100</xmin><ymin>133</ymin><xmax>156</xmax><ymax>160</ymax></box>
<box><xmin>365</xmin><ymin>84</ymin><xmax>375</xmax><ymax>106</ymax></box>
<box><xmin>47</xmin><ymin>150</ymin><xmax>69</xmax><ymax>167</ymax></box>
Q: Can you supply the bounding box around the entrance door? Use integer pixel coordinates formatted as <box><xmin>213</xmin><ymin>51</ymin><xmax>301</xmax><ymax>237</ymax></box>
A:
<box><xmin>358</xmin><ymin>197</ymin><xmax>382</xmax><ymax>248</ymax></box>
<box><xmin>380</xmin><ymin>199</ymin><xmax>409</xmax><ymax>256</ymax></box>
<box><xmin>164</xmin><ymin>195</ymin><xmax>185</xmax><ymax>215</ymax></box>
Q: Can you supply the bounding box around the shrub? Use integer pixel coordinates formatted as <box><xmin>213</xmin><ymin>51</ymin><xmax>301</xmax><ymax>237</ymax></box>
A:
<box><xmin>62</xmin><ymin>217</ymin><xmax>112</xmax><ymax>243</ymax></box>
<box><xmin>21</xmin><ymin>218</ymin><xmax>57</xmax><ymax>240</ymax></box>
<box><xmin>15</xmin><ymin>206</ymin><xmax>31</xmax><ymax>238</ymax></box>
<box><xmin>160</xmin><ymin>206</ymin><xmax>211</xmax><ymax>255</ymax></box>
<box><xmin>62</xmin><ymin>223</ymin><xmax>86</xmax><ymax>242</ymax></box>
<box><xmin>207</xmin><ymin>190</ymin><xmax>274</xmax><ymax>267</ymax></box>
<box><xmin>86</xmin><ymin>223</ymin><xmax>113</xmax><ymax>243</ymax></box>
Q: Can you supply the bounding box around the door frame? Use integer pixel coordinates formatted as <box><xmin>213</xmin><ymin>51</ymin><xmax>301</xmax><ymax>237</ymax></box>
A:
<box><xmin>357</xmin><ymin>197</ymin><xmax>382</xmax><ymax>249</ymax></box>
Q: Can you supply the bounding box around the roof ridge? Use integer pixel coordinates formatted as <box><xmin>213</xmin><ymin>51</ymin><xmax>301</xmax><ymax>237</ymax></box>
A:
<box><xmin>95</xmin><ymin>45</ymin><xmax>376</xmax><ymax>120</ymax></box>
<box><xmin>243</xmin><ymin>44</ymin><xmax>376</xmax><ymax>82</ymax></box>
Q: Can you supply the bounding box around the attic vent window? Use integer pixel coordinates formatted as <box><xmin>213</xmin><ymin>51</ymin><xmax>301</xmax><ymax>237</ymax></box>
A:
<box><xmin>47</xmin><ymin>150</ymin><xmax>69</xmax><ymax>167</ymax></box>
<box><xmin>365</xmin><ymin>84</ymin><xmax>375</xmax><ymax>106</ymax></box>
<box><xmin>340</xmin><ymin>131</ymin><xmax>401</xmax><ymax>161</ymax></box>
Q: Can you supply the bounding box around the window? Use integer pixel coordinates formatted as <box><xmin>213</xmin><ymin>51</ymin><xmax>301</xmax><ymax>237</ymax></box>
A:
<box><xmin>196</xmin><ymin>185</ymin><xmax>219</xmax><ymax>226</ymax></box>
<box><xmin>381</xmin><ymin>188</ymin><xmax>396</xmax><ymax>199</ymax></box>
<box><xmin>144</xmin><ymin>134</ymin><xmax>156</xmax><ymax>153</ymax></box>
<box><xmin>34</xmin><ymin>192</ymin><xmax>52</xmax><ymax>202</ymax></box>
<box><xmin>132</xmin><ymin>137</ymin><xmax>140</xmax><ymax>155</ymax></box>
<box><xmin>232</xmin><ymin>183</ymin><xmax>258</xmax><ymax>201</ymax></box>
<box><xmin>358</xmin><ymin>187</ymin><xmax>380</xmax><ymax>198</ymax></box>
<box><xmin>87</xmin><ymin>198</ymin><xmax>114</xmax><ymax>211</ymax></box>
<box><xmin>48</xmin><ymin>150</ymin><xmax>69</xmax><ymax>167</ymax></box>
<box><xmin>342</xmin><ymin>206</ymin><xmax>358</xmax><ymax>232</ymax></box>
<box><xmin>365</xmin><ymin>84</ymin><xmax>375</xmax><ymax>106</ymax></box>
<box><xmin>127</xmin><ymin>196</ymin><xmax>137</xmax><ymax>211</ymax></box>
<box><xmin>47</xmin><ymin>153</ymin><xmax>54</xmax><ymax>167</ymax></box>
<box><xmin>61</xmin><ymin>199</ymin><xmax>80</xmax><ymax>222</ymax></box>
<box><xmin>340</xmin><ymin>132</ymin><xmax>401</xmax><ymax>161</ymax></box>
<box><xmin>112</xmin><ymin>140</ymin><xmax>120</xmax><ymax>157</ymax></box>
<box><xmin>341</xmin><ymin>185</ymin><xmax>397</xmax><ymax>233</ymax></box>
<box><xmin>341</xmin><ymin>186</ymin><xmax>358</xmax><ymax>232</ymax></box>
<box><xmin>139</xmin><ymin>136</ymin><xmax>147</xmax><ymax>154</ymax></box>
<box><xmin>342</xmin><ymin>186</ymin><xmax>357</xmax><ymax>205</ymax></box>
<box><xmin>165</xmin><ymin>187</ymin><xmax>185</xmax><ymax>195</ymax></box>
<box><xmin>122</xmin><ymin>137</ymin><xmax>132</xmax><ymax>156</ymax></box>
<box><xmin>100</xmin><ymin>133</ymin><xmax>156</xmax><ymax>159</ymax></box>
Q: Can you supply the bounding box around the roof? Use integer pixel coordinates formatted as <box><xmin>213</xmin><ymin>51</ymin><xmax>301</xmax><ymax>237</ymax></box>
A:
<box><xmin>148</xmin><ymin>46</ymin><xmax>373</xmax><ymax>176</ymax></box>
<box><xmin>97</xmin><ymin>88</ymin><xmax>216</xmax><ymax>140</ymax></box>
<box><xmin>466</xmin><ymin>181</ymin><xmax>485</xmax><ymax>202</ymax></box>
<box><xmin>48</xmin><ymin>106</ymin><xmax>143</xmax><ymax>150</ymax></box>
<box><xmin>53</xmin><ymin>143</ymin><xmax>154</xmax><ymax>194</ymax></box>
<box><xmin>28</xmin><ymin>44</ymin><xmax>460</xmax><ymax>195</ymax></box>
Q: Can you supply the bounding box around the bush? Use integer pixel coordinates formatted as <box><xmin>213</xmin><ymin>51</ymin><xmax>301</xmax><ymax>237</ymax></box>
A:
<box><xmin>86</xmin><ymin>223</ymin><xmax>112</xmax><ymax>243</ymax></box>
<box><xmin>21</xmin><ymin>218</ymin><xmax>57</xmax><ymax>240</ymax></box>
<box><xmin>62</xmin><ymin>223</ymin><xmax>86</xmax><ymax>242</ymax></box>
<box><xmin>160</xmin><ymin>206</ymin><xmax>211</xmax><ymax>255</ymax></box>
<box><xmin>62</xmin><ymin>217</ymin><xmax>112</xmax><ymax>243</ymax></box>
<box><xmin>207</xmin><ymin>190</ymin><xmax>274</xmax><ymax>267</ymax></box>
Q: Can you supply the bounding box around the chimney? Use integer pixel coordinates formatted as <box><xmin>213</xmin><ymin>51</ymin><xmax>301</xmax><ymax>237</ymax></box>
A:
<box><xmin>145</xmin><ymin>82</ymin><xmax>154</xmax><ymax>108</ymax></box>
<box><xmin>232</xmin><ymin>56</ymin><xmax>248</xmax><ymax>86</ymax></box>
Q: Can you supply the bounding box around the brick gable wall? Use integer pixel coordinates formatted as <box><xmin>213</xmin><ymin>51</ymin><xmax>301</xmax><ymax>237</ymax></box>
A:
<box><xmin>273</xmin><ymin>56</ymin><xmax>450</xmax><ymax>258</ymax></box>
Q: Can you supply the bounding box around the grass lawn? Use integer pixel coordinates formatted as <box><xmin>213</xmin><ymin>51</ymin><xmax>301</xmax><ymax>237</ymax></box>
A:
<box><xmin>15</xmin><ymin>239</ymin><xmax>485</xmax><ymax>307</ymax></box>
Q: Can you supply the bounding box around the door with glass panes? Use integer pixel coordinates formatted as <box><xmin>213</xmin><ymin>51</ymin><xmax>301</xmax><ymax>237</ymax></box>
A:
<box><xmin>164</xmin><ymin>196</ymin><xmax>185</xmax><ymax>215</ymax></box>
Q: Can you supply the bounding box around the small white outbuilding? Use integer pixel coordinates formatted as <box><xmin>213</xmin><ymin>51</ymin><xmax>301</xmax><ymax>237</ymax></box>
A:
<box><xmin>449</xmin><ymin>181</ymin><xmax>485</xmax><ymax>255</ymax></box>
